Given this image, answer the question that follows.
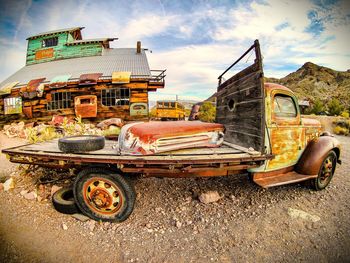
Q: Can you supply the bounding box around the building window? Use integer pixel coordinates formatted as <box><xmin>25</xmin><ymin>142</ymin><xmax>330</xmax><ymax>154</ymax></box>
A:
<box><xmin>47</xmin><ymin>92</ymin><xmax>72</xmax><ymax>110</ymax></box>
<box><xmin>42</xmin><ymin>37</ymin><xmax>58</xmax><ymax>48</ymax></box>
<box><xmin>101</xmin><ymin>88</ymin><xmax>130</xmax><ymax>106</ymax></box>
<box><xmin>4</xmin><ymin>97</ymin><xmax>22</xmax><ymax>115</ymax></box>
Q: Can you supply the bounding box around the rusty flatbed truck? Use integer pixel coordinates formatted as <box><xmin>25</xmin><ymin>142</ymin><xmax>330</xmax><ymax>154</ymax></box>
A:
<box><xmin>2</xmin><ymin>40</ymin><xmax>341</xmax><ymax>222</ymax></box>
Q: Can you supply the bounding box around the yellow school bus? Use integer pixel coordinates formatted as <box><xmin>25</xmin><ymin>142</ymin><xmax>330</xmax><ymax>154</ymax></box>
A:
<box><xmin>156</xmin><ymin>101</ymin><xmax>186</xmax><ymax>120</ymax></box>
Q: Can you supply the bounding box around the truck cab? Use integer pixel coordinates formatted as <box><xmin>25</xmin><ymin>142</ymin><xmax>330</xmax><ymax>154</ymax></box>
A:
<box><xmin>264</xmin><ymin>82</ymin><xmax>322</xmax><ymax>171</ymax></box>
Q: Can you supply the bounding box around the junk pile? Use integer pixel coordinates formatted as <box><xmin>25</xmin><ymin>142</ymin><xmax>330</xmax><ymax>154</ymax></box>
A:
<box><xmin>3</xmin><ymin>122</ymin><xmax>27</xmax><ymax>138</ymax></box>
<box><xmin>1</xmin><ymin>116</ymin><xmax>124</xmax><ymax>143</ymax></box>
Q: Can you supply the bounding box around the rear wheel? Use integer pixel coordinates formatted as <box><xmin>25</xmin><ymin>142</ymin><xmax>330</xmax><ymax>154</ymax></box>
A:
<box><xmin>312</xmin><ymin>150</ymin><xmax>337</xmax><ymax>191</ymax></box>
<box><xmin>73</xmin><ymin>168</ymin><xmax>136</xmax><ymax>222</ymax></box>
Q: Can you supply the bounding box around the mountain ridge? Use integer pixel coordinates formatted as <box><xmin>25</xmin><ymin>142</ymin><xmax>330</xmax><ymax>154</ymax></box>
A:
<box><xmin>265</xmin><ymin>62</ymin><xmax>350</xmax><ymax>110</ymax></box>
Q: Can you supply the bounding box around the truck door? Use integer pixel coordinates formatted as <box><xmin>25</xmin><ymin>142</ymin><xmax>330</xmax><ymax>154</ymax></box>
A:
<box><xmin>266</xmin><ymin>90</ymin><xmax>304</xmax><ymax>171</ymax></box>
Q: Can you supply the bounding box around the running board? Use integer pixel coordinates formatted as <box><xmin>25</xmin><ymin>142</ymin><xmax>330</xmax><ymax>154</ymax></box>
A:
<box><xmin>253</xmin><ymin>171</ymin><xmax>317</xmax><ymax>188</ymax></box>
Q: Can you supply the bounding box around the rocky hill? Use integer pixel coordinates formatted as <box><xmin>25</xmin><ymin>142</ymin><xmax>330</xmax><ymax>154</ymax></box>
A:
<box><xmin>265</xmin><ymin>62</ymin><xmax>350</xmax><ymax>110</ymax></box>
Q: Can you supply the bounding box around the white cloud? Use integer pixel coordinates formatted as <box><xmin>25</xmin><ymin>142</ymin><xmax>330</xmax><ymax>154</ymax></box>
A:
<box><xmin>119</xmin><ymin>15</ymin><xmax>173</xmax><ymax>41</ymax></box>
<box><xmin>0</xmin><ymin>0</ymin><xmax>349</xmax><ymax>99</ymax></box>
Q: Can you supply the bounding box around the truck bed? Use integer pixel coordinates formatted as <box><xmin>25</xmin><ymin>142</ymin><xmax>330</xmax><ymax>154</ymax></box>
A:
<box><xmin>2</xmin><ymin>139</ymin><xmax>272</xmax><ymax>177</ymax></box>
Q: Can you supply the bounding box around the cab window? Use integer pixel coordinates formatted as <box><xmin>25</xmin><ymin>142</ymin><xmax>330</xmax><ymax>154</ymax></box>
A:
<box><xmin>274</xmin><ymin>95</ymin><xmax>297</xmax><ymax>117</ymax></box>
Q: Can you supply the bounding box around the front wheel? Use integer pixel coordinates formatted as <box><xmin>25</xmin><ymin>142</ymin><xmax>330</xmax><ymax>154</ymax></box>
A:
<box><xmin>73</xmin><ymin>168</ymin><xmax>136</xmax><ymax>222</ymax></box>
<box><xmin>312</xmin><ymin>150</ymin><xmax>337</xmax><ymax>191</ymax></box>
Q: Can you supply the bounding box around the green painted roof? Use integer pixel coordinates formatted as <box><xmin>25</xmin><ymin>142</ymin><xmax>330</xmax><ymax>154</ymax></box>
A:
<box><xmin>66</xmin><ymin>38</ymin><xmax>118</xmax><ymax>45</ymax></box>
<box><xmin>27</xmin><ymin>27</ymin><xmax>84</xmax><ymax>40</ymax></box>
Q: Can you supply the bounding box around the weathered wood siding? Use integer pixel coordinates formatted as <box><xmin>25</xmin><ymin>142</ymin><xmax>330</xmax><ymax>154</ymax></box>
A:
<box><xmin>0</xmin><ymin>82</ymin><xmax>150</xmax><ymax>126</ymax></box>
<box><xmin>26</xmin><ymin>33</ymin><xmax>102</xmax><ymax>65</ymax></box>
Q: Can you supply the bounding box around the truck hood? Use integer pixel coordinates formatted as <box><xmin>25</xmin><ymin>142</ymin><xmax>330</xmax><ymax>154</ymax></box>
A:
<box><xmin>302</xmin><ymin>117</ymin><xmax>322</xmax><ymax>127</ymax></box>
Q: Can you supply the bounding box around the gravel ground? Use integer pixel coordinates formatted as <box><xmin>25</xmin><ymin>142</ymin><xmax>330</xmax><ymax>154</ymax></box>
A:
<box><xmin>0</xmin><ymin>133</ymin><xmax>349</xmax><ymax>263</ymax></box>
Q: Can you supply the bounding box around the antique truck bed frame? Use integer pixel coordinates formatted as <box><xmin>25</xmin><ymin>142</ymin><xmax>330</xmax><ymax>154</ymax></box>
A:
<box><xmin>2</xmin><ymin>40</ymin><xmax>341</xmax><ymax>222</ymax></box>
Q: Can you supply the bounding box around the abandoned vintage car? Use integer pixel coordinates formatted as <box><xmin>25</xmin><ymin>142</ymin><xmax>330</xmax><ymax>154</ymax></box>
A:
<box><xmin>2</xmin><ymin>40</ymin><xmax>341</xmax><ymax>223</ymax></box>
<box><xmin>0</xmin><ymin>27</ymin><xmax>165</xmax><ymax>126</ymax></box>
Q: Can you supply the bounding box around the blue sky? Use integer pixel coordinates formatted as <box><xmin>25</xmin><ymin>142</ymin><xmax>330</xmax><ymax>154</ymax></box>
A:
<box><xmin>0</xmin><ymin>0</ymin><xmax>349</xmax><ymax>101</ymax></box>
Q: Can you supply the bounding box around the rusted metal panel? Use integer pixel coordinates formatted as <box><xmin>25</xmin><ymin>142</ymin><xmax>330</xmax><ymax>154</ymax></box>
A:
<box><xmin>253</xmin><ymin>170</ymin><xmax>317</xmax><ymax>188</ymax></box>
<box><xmin>26</xmin><ymin>78</ymin><xmax>46</xmax><ymax>90</ymax></box>
<box><xmin>0</xmin><ymin>82</ymin><xmax>19</xmax><ymax>95</ymax></box>
<box><xmin>4</xmin><ymin>97</ymin><xmax>22</xmax><ymax>115</ymax></box>
<box><xmin>79</xmin><ymin>73</ymin><xmax>102</xmax><ymax>85</ymax></box>
<box><xmin>216</xmin><ymin>40</ymin><xmax>265</xmax><ymax>153</ymax></box>
<box><xmin>130</xmin><ymin>103</ymin><xmax>148</xmax><ymax>116</ymax></box>
<box><xmin>122</xmin><ymin>165</ymin><xmax>255</xmax><ymax>177</ymax></box>
<box><xmin>49</xmin><ymin>74</ymin><xmax>71</xmax><ymax>88</ymax></box>
<box><xmin>23</xmin><ymin>106</ymin><xmax>33</xmax><ymax>118</ymax></box>
<box><xmin>112</xmin><ymin>71</ymin><xmax>131</xmax><ymax>84</ymax></box>
<box><xmin>74</xmin><ymin>95</ymin><xmax>97</xmax><ymax>118</ymax></box>
<box><xmin>295</xmin><ymin>135</ymin><xmax>341</xmax><ymax>175</ymax></box>
<box><xmin>118</xmin><ymin>121</ymin><xmax>225</xmax><ymax>155</ymax></box>
<box><xmin>189</xmin><ymin>103</ymin><xmax>201</xmax><ymax>120</ymax></box>
<box><xmin>35</xmin><ymin>48</ymin><xmax>54</xmax><ymax>60</ymax></box>
<box><xmin>20</xmin><ymin>78</ymin><xmax>46</xmax><ymax>99</ymax></box>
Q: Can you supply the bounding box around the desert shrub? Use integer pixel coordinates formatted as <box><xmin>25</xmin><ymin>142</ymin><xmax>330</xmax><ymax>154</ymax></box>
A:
<box><xmin>327</xmin><ymin>98</ymin><xmax>344</xmax><ymax>116</ymax></box>
<box><xmin>25</xmin><ymin>126</ymin><xmax>60</xmax><ymax>144</ymax></box>
<box><xmin>198</xmin><ymin>102</ymin><xmax>216</xmax><ymax>122</ymax></box>
<box><xmin>25</xmin><ymin>117</ymin><xmax>103</xmax><ymax>143</ymax></box>
<box><xmin>310</xmin><ymin>98</ymin><xmax>325</xmax><ymax>114</ymax></box>
<box><xmin>333</xmin><ymin>126</ymin><xmax>349</xmax><ymax>135</ymax></box>
<box><xmin>340</xmin><ymin>111</ymin><xmax>349</xmax><ymax>118</ymax></box>
<box><xmin>334</xmin><ymin>119</ymin><xmax>350</xmax><ymax>129</ymax></box>
<box><xmin>149</xmin><ymin>107</ymin><xmax>157</xmax><ymax>118</ymax></box>
<box><xmin>102</xmin><ymin>126</ymin><xmax>121</xmax><ymax>136</ymax></box>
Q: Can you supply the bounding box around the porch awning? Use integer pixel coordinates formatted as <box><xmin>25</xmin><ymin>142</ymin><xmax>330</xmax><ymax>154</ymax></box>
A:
<box><xmin>112</xmin><ymin>71</ymin><xmax>131</xmax><ymax>84</ymax></box>
<box><xmin>0</xmin><ymin>81</ymin><xmax>19</xmax><ymax>95</ymax></box>
<box><xmin>79</xmin><ymin>73</ymin><xmax>102</xmax><ymax>85</ymax></box>
<box><xmin>49</xmin><ymin>74</ymin><xmax>71</xmax><ymax>88</ymax></box>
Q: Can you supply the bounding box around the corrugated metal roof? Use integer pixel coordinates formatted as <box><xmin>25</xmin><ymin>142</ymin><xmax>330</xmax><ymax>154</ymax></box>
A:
<box><xmin>27</xmin><ymin>27</ymin><xmax>85</xmax><ymax>40</ymax></box>
<box><xmin>0</xmin><ymin>48</ymin><xmax>151</xmax><ymax>87</ymax></box>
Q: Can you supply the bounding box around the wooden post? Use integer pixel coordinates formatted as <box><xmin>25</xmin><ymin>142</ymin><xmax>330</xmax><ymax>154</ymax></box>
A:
<box><xmin>137</xmin><ymin>41</ymin><xmax>141</xmax><ymax>54</ymax></box>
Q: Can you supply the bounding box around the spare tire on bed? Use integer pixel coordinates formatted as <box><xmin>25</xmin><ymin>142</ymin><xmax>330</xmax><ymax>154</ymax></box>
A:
<box><xmin>58</xmin><ymin>135</ymin><xmax>105</xmax><ymax>153</ymax></box>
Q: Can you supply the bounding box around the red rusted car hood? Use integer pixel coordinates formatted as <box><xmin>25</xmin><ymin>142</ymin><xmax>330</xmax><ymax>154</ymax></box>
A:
<box><xmin>118</xmin><ymin>121</ymin><xmax>225</xmax><ymax>155</ymax></box>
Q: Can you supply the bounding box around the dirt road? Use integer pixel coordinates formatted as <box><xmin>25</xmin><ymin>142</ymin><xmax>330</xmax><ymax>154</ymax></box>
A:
<box><xmin>0</xmin><ymin>133</ymin><xmax>349</xmax><ymax>263</ymax></box>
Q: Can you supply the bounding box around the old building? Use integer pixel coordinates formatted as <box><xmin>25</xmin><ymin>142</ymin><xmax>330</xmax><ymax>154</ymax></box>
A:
<box><xmin>0</xmin><ymin>27</ymin><xmax>165</xmax><ymax>125</ymax></box>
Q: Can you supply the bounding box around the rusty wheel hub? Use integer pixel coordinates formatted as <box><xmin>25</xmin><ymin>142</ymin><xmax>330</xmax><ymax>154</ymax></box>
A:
<box><xmin>83</xmin><ymin>178</ymin><xmax>123</xmax><ymax>215</ymax></box>
<box><xmin>319</xmin><ymin>156</ymin><xmax>334</xmax><ymax>184</ymax></box>
<box><xmin>91</xmin><ymin>189</ymin><xmax>112</xmax><ymax>208</ymax></box>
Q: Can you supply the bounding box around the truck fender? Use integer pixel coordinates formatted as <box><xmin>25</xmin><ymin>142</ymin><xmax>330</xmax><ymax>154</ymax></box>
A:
<box><xmin>295</xmin><ymin>135</ymin><xmax>341</xmax><ymax>175</ymax></box>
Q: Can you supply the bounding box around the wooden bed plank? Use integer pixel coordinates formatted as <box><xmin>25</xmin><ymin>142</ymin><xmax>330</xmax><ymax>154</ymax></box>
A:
<box><xmin>17</xmin><ymin>139</ymin><xmax>243</xmax><ymax>156</ymax></box>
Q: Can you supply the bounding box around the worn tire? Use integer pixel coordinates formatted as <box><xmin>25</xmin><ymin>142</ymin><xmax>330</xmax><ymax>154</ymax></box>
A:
<box><xmin>73</xmin><ymin>168</ymin><xmax>136</xmax><ymax>222</ymax></box>
<box><xmin>311</xmin><ymin>150</ymin><xmax>337</xmax><ymax>191</ymax></box>
<box><xmin>52</xmin><ymin>187</ymin><xmax>80</xmax><ymax>214</ymax></box>
<box><xmin>58</xmin><ymin>135</ymin><xmax>105</xmax><ymax>153</ymax></box>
